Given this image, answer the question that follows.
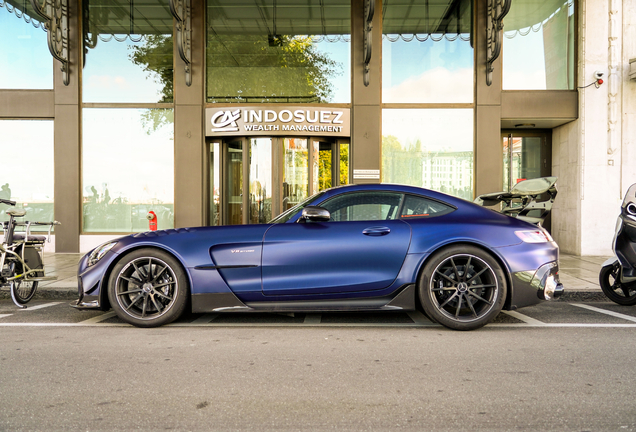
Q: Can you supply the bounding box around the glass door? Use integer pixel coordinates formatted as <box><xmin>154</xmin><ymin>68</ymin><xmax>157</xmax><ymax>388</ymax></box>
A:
<box><xmin>502</xmin><ymin>131</ymin><xmax>551</xmax><ymax>192</ymax></box>
<box><xmin>249</xmin><ymin>138</ymin><xmax>273</xmax><ymax>224</ymax></box>
<box><xmin>211</xmin><ymin>136</ymin><xmax>349</xmax><ymax>225</ymax></box>
<box><xmin>225</xmin><ymin>140</ymin><xmax>244</xmax><ymax>225</ymax></box>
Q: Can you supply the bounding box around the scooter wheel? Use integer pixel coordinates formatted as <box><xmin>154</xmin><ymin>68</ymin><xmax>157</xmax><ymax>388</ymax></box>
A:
<box><xmin>599</xmin><ymin>264</ymin><xmax>636</xmax><ymax>306</ymax></box>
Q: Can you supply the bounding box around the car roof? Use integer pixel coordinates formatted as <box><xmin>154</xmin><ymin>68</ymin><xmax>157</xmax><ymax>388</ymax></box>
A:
<box><xmin>320</xmin><ymin>183</ymin><xmax>470</xmax><ymax>207</ymax></box>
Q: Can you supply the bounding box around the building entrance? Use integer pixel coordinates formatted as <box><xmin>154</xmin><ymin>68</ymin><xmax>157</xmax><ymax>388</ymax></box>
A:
<box><xmin>209</xmin><ymin>136</ymin><xmax>350</xmax><ymax>226</ymax></box>
<box><xmin>502</xmin><ymin>130</ymin><xmax>554</xmax><ymax>231</ymax></box>
<box><xmin>502</xmin><ymin>130</ymin><xmax>552</xmax><ymax>192</ymax></box>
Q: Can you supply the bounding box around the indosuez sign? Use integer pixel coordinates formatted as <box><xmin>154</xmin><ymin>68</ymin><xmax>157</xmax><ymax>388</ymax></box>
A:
<box><xmin>205</xmin><ymin>106</ymin><xmax>350</xmax><ymax>137</ymax></box>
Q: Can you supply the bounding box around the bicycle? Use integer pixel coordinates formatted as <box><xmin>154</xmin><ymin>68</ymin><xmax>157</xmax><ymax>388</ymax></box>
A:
<box><xmin>0</xmin><ymin>198</ymin><xmax>60</xmax><ymax>308</ymax></box>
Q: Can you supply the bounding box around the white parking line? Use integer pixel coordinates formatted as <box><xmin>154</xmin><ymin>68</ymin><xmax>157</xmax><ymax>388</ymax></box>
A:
<box><xmin>1</xmin><ymin>320</ymin><xmax>636</xmax><ymax>328</ymax></box>
<box><xmin>407</xmin><ymin>311</ymin><xmax>433</xmax><ymax>325</ymax></box>
<box><xmin>19</xmin><ymin>302</ymin><xmax>62</xmax><ymax>311</ymax></box>
<box><xmin>304</xmin><ymin>314</ymin><xmax>322</xmax><ymax>324</ymax></box>
<box><xmin>0</xmin><ymin>314</ymin><xmax>13</xmax><ymax>319</ymax></box>
<box><xmin>191</xmin><ymin>313</ymin><xmax>218</xmax><ymax>324</ymax></box>
<box><xmin>570</xmin><ymin>303</ymin><xmax>636</xmax><ymax>323</ymax></box>
<box><xmin>501</xmin><ymin>310</ymin><xmax>546</xmax><ymax>326</ymax></box>
<box><xmin>78</xmin><ymin>311</ymin><xmax>117</xmax><ymax>324</ymax></box>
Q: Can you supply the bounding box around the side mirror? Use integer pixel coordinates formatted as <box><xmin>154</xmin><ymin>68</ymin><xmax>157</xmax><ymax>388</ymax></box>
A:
<box><xmin>300</xmin><ymin>206</ymin><xmax>330</xmax><ymax>223</ymax></box>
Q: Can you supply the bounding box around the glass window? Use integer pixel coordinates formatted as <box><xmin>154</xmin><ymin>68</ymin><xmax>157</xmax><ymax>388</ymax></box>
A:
<box><xmin>382</xmin><ymin>109</ymin><xmax>473</xmax><ymax>201</ymax></box>
<box><xmin>206</xmin><ymin>0</ymin><xmax>350</xmax><ymax>103</ymax></box>
<box><xmin>382</xmin><ymin>0</ymin><xmax>473</xmax><ymax>103</ymax></box>
<box><xmin>0</xmin><ymin>120</ymin><xmax>54</xmax><ymax>228</ymax></box>
<box><xmin>82</xmin><ymin>109</ymin><xmax>174</xmax><ymax>232</ymax></box>
<box><xmin>0</xmin><ymin>3</ymin><xmax>53</xmax><ymax>89</ymax></box>
<box><xmin>283</xmin><ymin>138</ymin><xmax>309</xmax><ymax>211</ymax></box>
<box><xmin>83</xmin><ymin>0</ymin><xmax>174</xmax><ymax>103</ymax></box>
<box><xmin>225</xmin><ymin>140</ymin><xmax>243</xmax><ymax>225</ymax></box>
<box><xmin>249</xmin><ymin>138</ymin><xmax>273</xmax><ymax>224</ymax></box>
<box><xmin>400</xmin><ymin>195</ymin><xmax>454</xmax><ymax>218</ymax></box>
<box><xmin>503</xmin><ymin>0</ymin><xmax>575</xmax><ymax>90</ymax></box>
<box><xmin>321</xmin><ymin>192</ymin><xmax>402</xmax><ymax>222</ymax></box>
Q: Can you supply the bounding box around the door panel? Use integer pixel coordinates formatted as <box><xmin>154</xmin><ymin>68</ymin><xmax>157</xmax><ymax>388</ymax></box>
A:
<box><xmin>262</xmin><ymin>220</ymin><xmax>411</xmax><ymax>296</ymax></box>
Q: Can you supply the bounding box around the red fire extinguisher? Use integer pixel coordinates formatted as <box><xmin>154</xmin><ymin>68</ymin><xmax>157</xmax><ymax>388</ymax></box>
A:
<box><xmin>147</xmin><ymin>211</ymin><xmax>158</xmax><ymax>231</ymax></box>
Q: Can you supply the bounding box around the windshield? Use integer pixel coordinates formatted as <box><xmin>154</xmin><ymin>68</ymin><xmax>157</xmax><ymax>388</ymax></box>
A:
<box><xmin>269</xmin><ymin>192</ymin><xmax>326</xmax><ymax>224</ymax></box>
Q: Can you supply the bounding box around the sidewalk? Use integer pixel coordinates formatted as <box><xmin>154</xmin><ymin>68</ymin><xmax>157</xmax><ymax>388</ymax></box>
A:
<box><xmin>1</xmin><ymin>252</ymin><xmax>611</xmax><ymax>301</ymax></box>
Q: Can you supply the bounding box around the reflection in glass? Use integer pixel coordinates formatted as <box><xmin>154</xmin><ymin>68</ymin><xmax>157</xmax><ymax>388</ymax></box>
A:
<box><xmin>226</xmin><ymin>141</ymin><xmax>243</xmax><ymax>225</ymax></box>
<box><xmin>83</xmin><ymin>0</ymin><xmax>173</xmax><ymax>103</ymax></box>
<box><xmin>206</xmin><ymin>1</ymin><xmax>350</xmax><ymax>103</ymax></box>
<box><xmin>503</xmin><ymin>0</ymin><xmax>575</xmax><ymax>90</ymax></box>
<box><xmin>382</xmin><ymin>0</ymin><xmax>473</xmax><ymax>103</ymax></box>
<box><xmin>317</xmin><ymin>142</ymin><xmax>333</xmax><ymax>192</ymax></box>
<box><xmin>249</xmin><ymin>138</ymin><xmax>272</xmax><ymax>224</ymax></box>
<box><xmin>0</xmin><ymin>4</ymin><xmax>52</xmax><ymax>89</ymax></box>
<box><xmin>210</xmin><ymin>143</ymin><xmax>221</xmax><ymax>226</ymax></box>
<box><xmin>0</xmin><ymin>121</ymin><xmax>54</xmax><ymax>229</ymax></box>
<box><xmin>339</xmin><ymin>143</ymin><xmax>350</xmax><ymax>185</ymax></box>
<box><xmin>82</xmin><ymin>109</ymin><xmax>174</xmax><ymax>232</ymax></box>
<box><xmin>503</xmin><ymin>136</ymin><xmax>542</xmax><ymax>191</ymax></box>
<box><xmin>382</xmin><ymin>109</ymin><xmax>474</xmax><ymax>200</ymax></box>
<box><xmin>283</xmin><ymin>138</ymin><xmax>308</xmax><ymax>210</ymax></box>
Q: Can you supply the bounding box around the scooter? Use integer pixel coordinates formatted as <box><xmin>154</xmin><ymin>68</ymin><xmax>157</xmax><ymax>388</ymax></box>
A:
<box><xmin>599</xmin><ymin>184</ymin><xmax>636</xmax><ymax>305</ymax></box>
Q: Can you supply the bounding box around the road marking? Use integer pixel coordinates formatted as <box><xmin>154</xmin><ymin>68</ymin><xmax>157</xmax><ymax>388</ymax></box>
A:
<box><xmin>570</xmin><ymin>303</ymin><xmax>636</xmax><ymax>323</ymax></box>
<box><xmin>191</xmin><ymin>313</ymin><xmax>218</xmax><ymax>324</ymax></box>
<box><xmin>501</xmin><ymin>310</ymin><xmax>546</xmax><ymax>326</ymax></box>
<box><xmin>78</xmin><ymin>311</ymin><xmax>117</xmax><ymax>324</ymax></box>
<box><xmin>407</xmin><ymin>311</ymin><xmax>433</xmax><ymax>325</ymax></box>
<box><xmin>0</xmin><ymin>314</ymin><xmax>13</xmax><ymax>319</ymax></box>
<box><xmin>19</xmin><ymin>302</ymin><xmax>62</xmax><ymax>311</ymax></box>
<box><xmin>1</xmin><ymin>322</ymin><xmax>636</xmax><ymax>328</ymax></box>
<box><xmin>304</xmin><ymin>314</ymin><xmax>321</xmax><ymax>324</ymax></box>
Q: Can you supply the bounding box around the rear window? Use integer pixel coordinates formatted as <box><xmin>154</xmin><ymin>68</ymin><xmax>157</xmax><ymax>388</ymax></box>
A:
<box><xmin>399</xmin><ymin>195</ymin><xmax>454</xmax><ymax>219</ymax></box>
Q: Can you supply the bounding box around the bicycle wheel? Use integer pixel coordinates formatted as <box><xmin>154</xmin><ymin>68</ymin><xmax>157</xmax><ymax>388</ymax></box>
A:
<box><xmin>10</xmin><ymin>279</ymin><xmax>38</xmax><ymax>304</ymax></box>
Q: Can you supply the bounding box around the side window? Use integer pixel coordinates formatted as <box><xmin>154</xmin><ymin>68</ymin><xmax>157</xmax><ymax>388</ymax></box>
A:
<box><xmin>321</xmin><ymin>192</ymin><xmax>403</xmax><ymax>222</ymax></box>
<box><xmin>399</xmin><ymin>195</ymin><xmax>454</xmax><ymax>219</ymax></box>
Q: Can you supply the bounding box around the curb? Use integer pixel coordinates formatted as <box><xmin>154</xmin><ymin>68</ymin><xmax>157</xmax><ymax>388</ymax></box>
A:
<box><xmin>2</xmin><ymin>288</ymin><xmax>610</xmax><ymax>303</ymax></box>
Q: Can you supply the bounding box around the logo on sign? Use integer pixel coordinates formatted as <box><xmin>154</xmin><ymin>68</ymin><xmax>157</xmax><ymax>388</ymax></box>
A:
<box><xmin>211</xmin><ymin>109</ymin><xmax>241</xmax><ymax>132</ymax></box>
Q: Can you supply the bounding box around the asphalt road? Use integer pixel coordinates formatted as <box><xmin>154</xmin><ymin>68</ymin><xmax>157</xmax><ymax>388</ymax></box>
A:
<box><xmin>1</xmin><ymin>300</ymin><xmax>636</xmax><ymax>431</ymax></box>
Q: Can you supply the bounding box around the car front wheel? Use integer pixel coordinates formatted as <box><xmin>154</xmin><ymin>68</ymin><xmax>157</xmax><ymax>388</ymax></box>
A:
<box><xmin>418</xmin><ymin>245</ymin><xmax>506</xmax><ymax>331</ymax></box>
<box><xmin>108</xmin><ymin>248</ymin><xmax>188</xmax><ymax>327</ymax></box>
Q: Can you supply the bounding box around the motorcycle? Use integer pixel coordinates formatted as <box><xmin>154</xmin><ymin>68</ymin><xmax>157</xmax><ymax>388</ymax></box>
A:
<box><xmin>599</xmin><ymin>184</ymin><xmax>636</xmax><ymax>305</ymax></box>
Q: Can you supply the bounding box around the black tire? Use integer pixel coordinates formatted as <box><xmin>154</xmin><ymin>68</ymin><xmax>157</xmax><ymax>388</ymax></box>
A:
<box><xmin>108</xmin><ymin>248</ymin><xmax>189</xmax><ymax>327</ymax></box>
<box><xmin>10</xmin><ymin>279</ymin><xmax>38</xmax><ymax>305</ymax></box>
<box><xmin>418</xmin><ymin>245</ymin><xmax>507</xmax><ymax>331</ymax></box>
<box><xmin>599</xmin><ymin>263</ymin><xmax>636</xmax><ymax>306</ymax></box>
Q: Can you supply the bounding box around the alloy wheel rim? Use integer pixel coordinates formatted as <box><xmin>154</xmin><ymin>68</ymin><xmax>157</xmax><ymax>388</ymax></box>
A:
<box><xmin>115</xmin><ymin>257</ymin><xmax>178</xmax><ymax>320</ymax></box>
<box><xmin>429</xmin><ymin>254</ymin><xmax>498</xmax><ymax>322</ymax></box>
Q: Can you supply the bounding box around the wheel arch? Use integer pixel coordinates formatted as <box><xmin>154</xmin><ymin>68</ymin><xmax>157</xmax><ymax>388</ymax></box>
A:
<box><xmin>413</xmin><ymin>241</ymin><xmax>514</xmax><ymax>311</ymax></box>
<box><xmin>99</xmin><ymin>244</ymin><xmax>192</xmax><ymax>311</ymax></box>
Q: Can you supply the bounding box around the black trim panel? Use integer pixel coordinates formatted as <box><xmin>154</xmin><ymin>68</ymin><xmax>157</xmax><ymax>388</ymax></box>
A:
<box><xmin>194</xmin><ymin>265</ymin><xmax>258</xmax><ymax>270</ymax></box>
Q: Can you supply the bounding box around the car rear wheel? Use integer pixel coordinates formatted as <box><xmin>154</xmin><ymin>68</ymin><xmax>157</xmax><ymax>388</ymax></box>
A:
<box><xmin>418</xmin><ymin>245</ymin><xmax>506</xmax><ymax>331</ymax></box>
<box><xmin>108</xmin><ymin>248</ymin><xmax>188</xmax><ymax>327</ymax></box>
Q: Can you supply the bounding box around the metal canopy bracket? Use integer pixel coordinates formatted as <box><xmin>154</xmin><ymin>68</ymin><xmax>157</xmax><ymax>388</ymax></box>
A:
<box><xmin>363</xmin><ymin>0</ymin><xmax>374</xmax><ymax>86</ymax></box>
<box><xmin>486</xmin><ymin>0</ymin><xmax>511</xmax><ymax>86</ymax></box>
<box><xmin>29</xmin><ymin>0</ymin><xmax>70</xmax><ymax>85</ymax></box>
<box><xmin>170</xmin><ymin>0</ymin><xmax>192</xmax><ymax>87</ymax></box>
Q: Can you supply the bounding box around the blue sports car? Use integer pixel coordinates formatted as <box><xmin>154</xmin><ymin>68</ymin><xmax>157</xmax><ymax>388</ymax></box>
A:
<box><xmin>74</xmin><ymin>184</ymin><xmax>563</xmax><ymax>330</ymax></box>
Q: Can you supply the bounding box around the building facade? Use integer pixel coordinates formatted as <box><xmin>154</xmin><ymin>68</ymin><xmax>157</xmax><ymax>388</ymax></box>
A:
<box><xmin>0</xmin><ymin>0</ymin><xmax>634</xmax><ymax>255</ymax></box>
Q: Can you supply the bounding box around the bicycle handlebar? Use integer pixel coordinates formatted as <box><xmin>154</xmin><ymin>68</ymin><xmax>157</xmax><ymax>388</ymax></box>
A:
<box><xmin>0</xmin><ymin>199</ymin><xmax>16</xmax><ymax>206</ymax></box>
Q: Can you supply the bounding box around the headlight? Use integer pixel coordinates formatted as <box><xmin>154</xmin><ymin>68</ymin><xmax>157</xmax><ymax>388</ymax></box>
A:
<box><xmin>515</xmin><ymin>229</ymin><xmax>554</xmax><ymax>243</ymax></box>
<box><xmin>87</xmin><ymin>241</ymin><xmax>118</xmax><ymax>267</ymax></box>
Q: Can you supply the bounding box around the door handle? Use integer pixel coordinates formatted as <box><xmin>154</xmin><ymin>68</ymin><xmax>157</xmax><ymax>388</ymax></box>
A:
<box><xmin>362</xmin><ymin>227</ymin><xmax>391</xmax><ymax>236</ymax></box>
